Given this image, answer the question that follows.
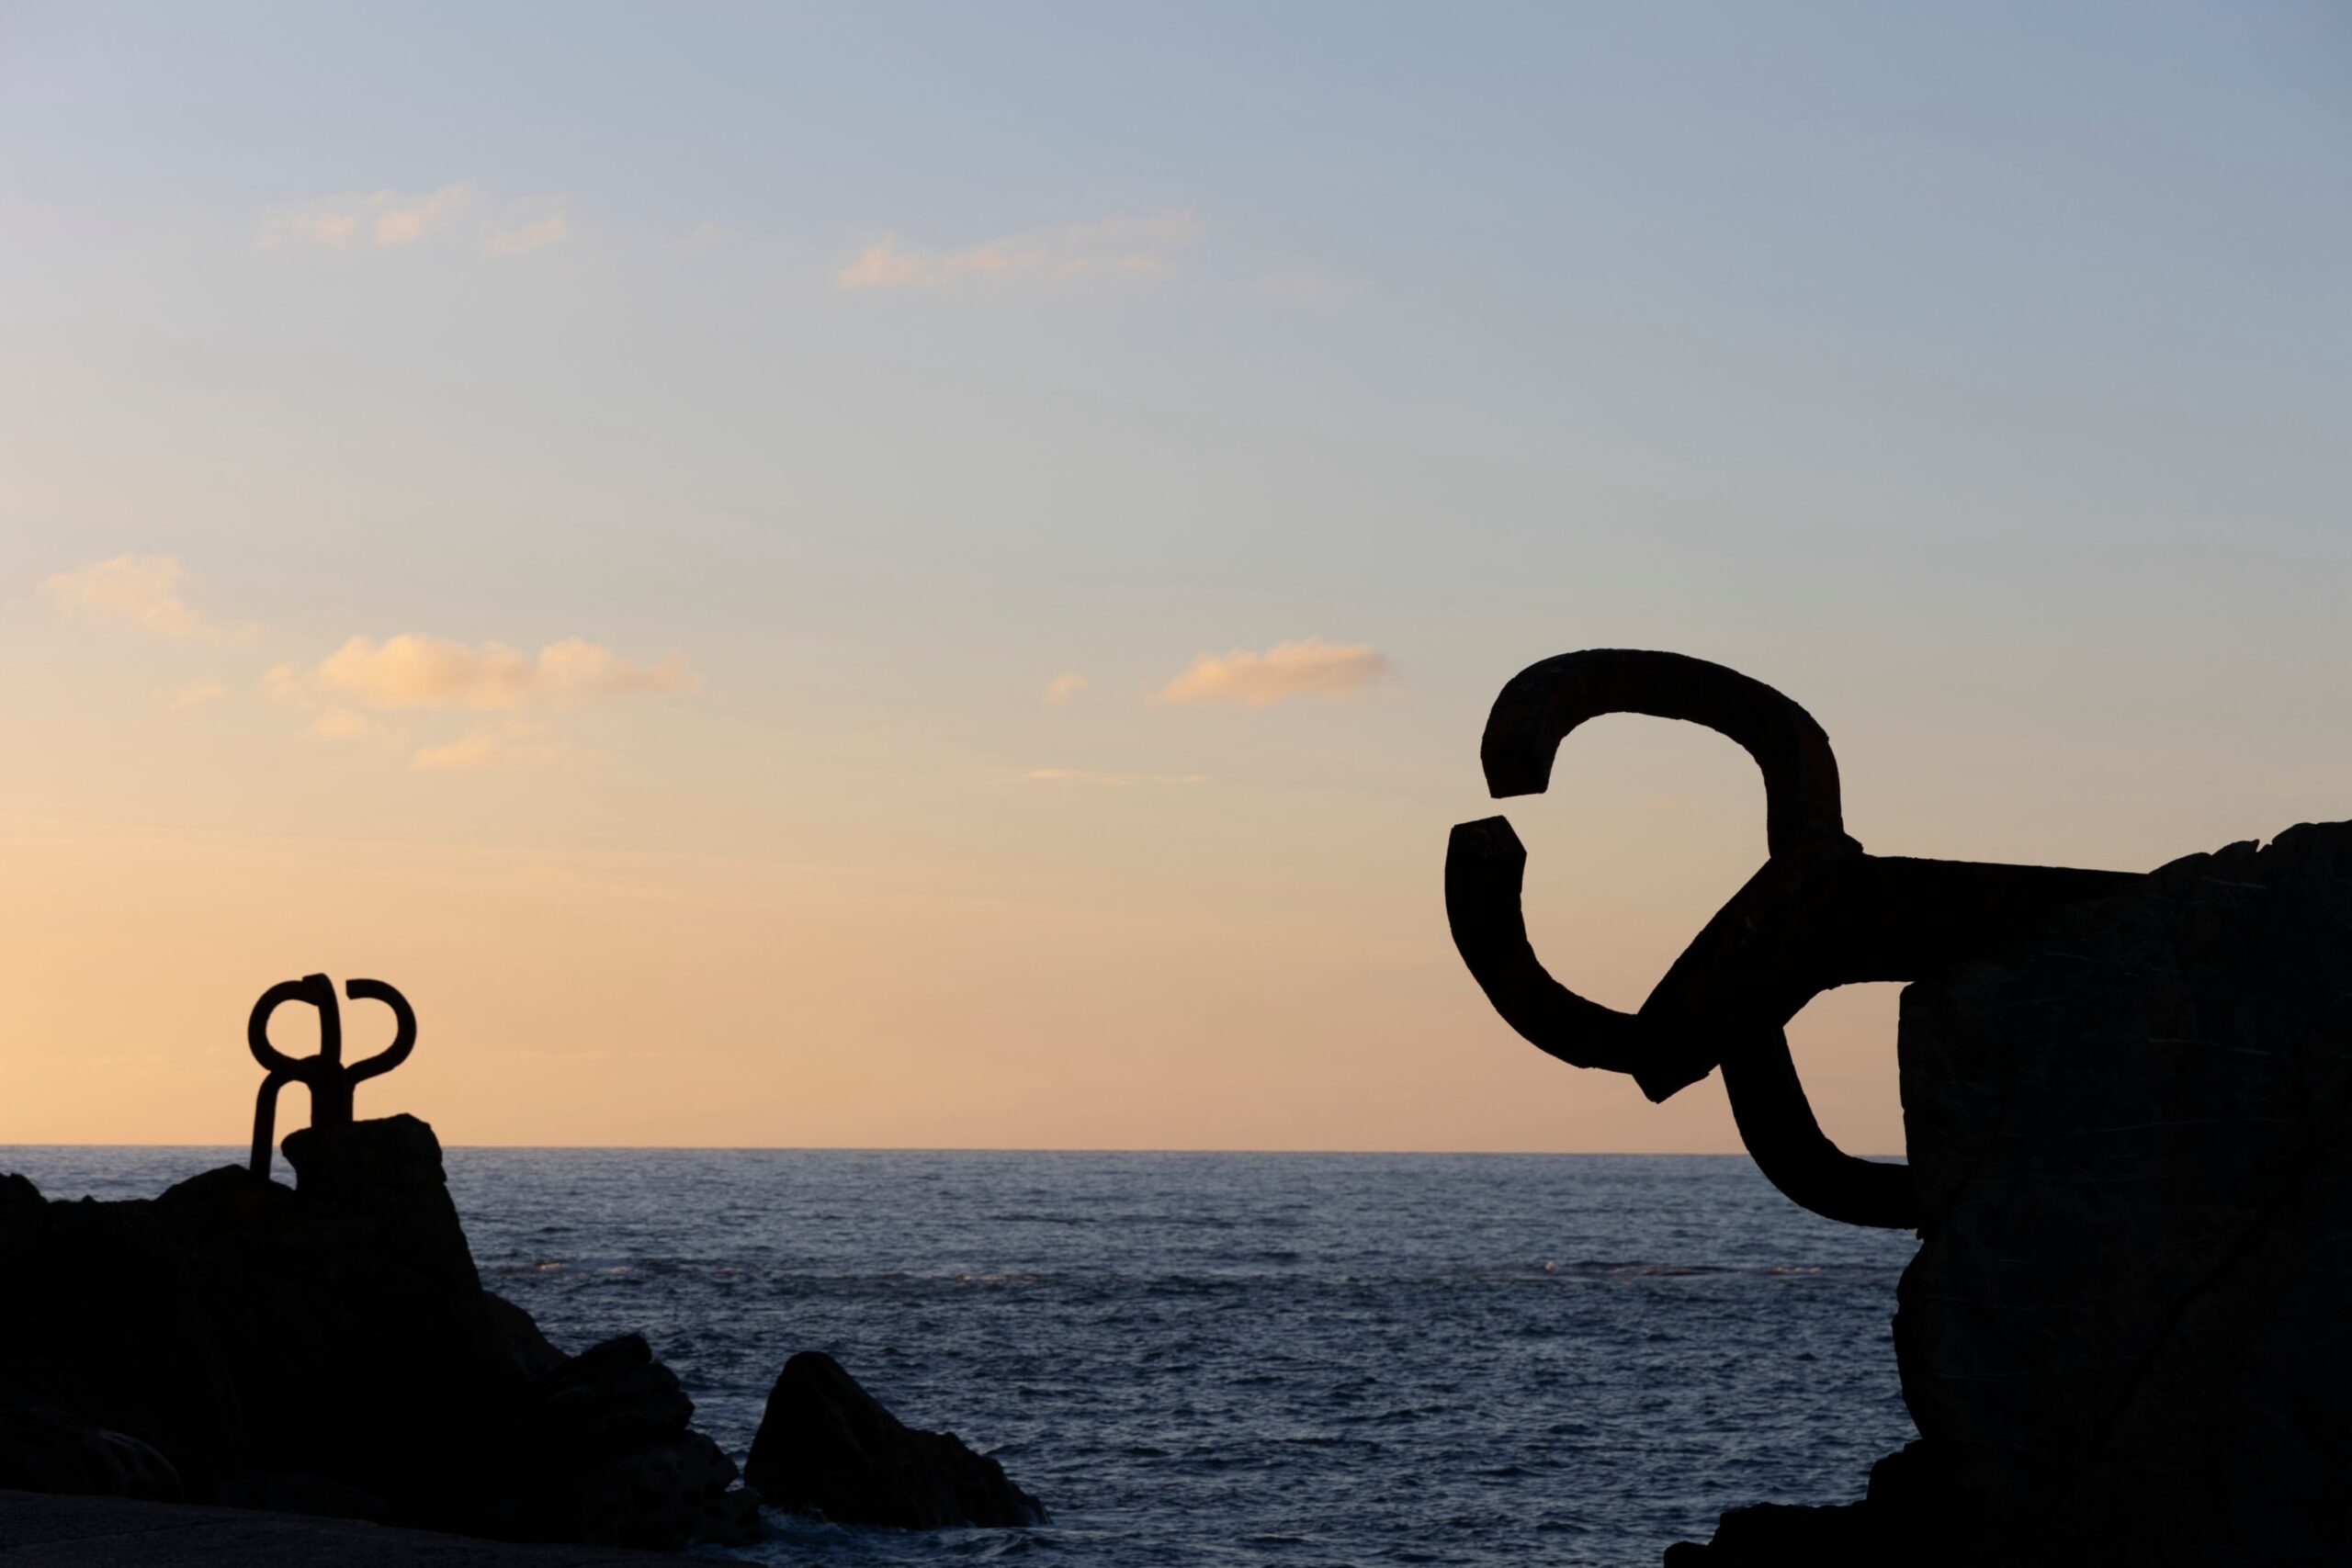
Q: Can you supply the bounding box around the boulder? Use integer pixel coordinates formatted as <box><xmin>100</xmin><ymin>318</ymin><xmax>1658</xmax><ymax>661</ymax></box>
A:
<box><xmin>744</xmin><ymin>1351</ymin><xmax>1046</xmax><ymax>1529</ymax></box>
<box><xmin>284</xmin><ymin>1112</ymin><xmax>481</xmax><ymax>1294</ymax></box>
<box><xmin>469</xmin><ymin>1334</ymin><xmax>758</xmax><ymax>1548</ymax></box>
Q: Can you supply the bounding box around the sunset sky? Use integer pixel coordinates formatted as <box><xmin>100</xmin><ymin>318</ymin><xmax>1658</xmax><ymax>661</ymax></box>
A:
<box><xmin>5</xmin><ymin>3</ymin><xmax>2346</xmax><ymax>1153</ymax></box>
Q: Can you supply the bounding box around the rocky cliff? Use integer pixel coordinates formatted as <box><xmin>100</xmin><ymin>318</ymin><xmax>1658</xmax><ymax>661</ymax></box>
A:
<box><xmin>1674</xmin><ymin>819</ymin><xmax>2352</xmax><ymax>1564</ymax></box>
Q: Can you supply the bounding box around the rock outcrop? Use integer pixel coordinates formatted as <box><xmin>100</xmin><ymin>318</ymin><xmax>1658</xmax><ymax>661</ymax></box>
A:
<box><xmin>1672</xmin><ymin>819</ymin><xmax>2352</xmax><ymax>1564</ymax></box>
<box><xmin>0</xmin><ymin>1395</ymin><xmax>183</xmax><ymax>1503</ymax></box>
<box><xmin>0</xmin><ymin>1115</ymin><xmax>757</xmax><ymax>1551</ymax></box>
<box><xmin>744</xmin><ymin>1350</ymin><xmax>1046</xmax><ymax>1529</ymax></box>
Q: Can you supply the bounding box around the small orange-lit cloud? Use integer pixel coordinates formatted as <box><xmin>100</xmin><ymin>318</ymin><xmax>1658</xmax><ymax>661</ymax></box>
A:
<box><xmin>413</xmin><ymin>721</ymin><xmax>559</xmax><ymax>771</ymax></box>
<box><xmin>306</xmin><ymin>634</ymin><xmax>696</xmax><ymax>711</ymax></box>
<box><xmin>1159</xmin><ymin>637</ymin><xmax>1391</xmax><ymax>705</ymax></box>
<box><xmin>48</xmin><ymin>555</ymin><xmax>253</xmax><ymax>641</ymax></box>
<box><xmin>1045</xmin><ymin>672</ymin><xmax>1087</xmax><ymax>705</ymax></box>
<box><xmin>837</xmin><ymin>212</ymin><xmax>1201</xmax><ymax>290</ymax></box>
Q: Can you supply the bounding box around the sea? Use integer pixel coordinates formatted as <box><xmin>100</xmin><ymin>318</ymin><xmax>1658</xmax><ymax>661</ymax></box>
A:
<box><xmin>2</xmin><ymin>1147</ymin><xmax>1920</xmax><ymax>1567</ymax></box>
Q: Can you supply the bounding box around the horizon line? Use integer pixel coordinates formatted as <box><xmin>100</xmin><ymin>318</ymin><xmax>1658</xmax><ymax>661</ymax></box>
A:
<box><xmin>0</xmin><ymin>1141</ymin><xmax>1894</xmax><ymax>1160</ymax></box>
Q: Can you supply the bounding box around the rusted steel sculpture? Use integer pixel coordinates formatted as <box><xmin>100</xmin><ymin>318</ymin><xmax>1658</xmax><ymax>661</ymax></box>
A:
<box><xmin>1446</xmin><ymin>649</ymin><xmax>2135</xmax><ymax>1229</ymax></box>
<box><xmin>246</xmin><ymin>973</ymin><xmax>416</xmax><ymax>1179</ymax></box>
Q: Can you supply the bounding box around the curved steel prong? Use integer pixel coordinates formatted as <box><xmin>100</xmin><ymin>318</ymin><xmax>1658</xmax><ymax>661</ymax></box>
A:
<box><xmin>1445</xmin><ymin>650</ymin><xmax>1903</xmax><ymax>1228</ymax></box>
<box><xmin>1720</xmin><ymin>1027</ymin><xmax>1917</xmax><ymax>1229</ymax></box>
<box><xmin>247</xmin><ymin>973</ymin><xmax>340</xmax><ymax>1076</ymax></box>
<box><xmin>343</xmin><ymin>978</ymin><xmax>416</xmax><ymax>1082</ymax></box>
<box><xmin>1448</xmin><ymin>650</ymin><xmax>1860</xmax><ymax>1101</ymax></box>
<box><xmin>1444</xmin><ymin>817</ymin><xmax>1643</xmax><ymax>1077</ymax></box>
<box><xmin>250</xmin><ymin>1073</ymin><xmax>288</xmax><ymax>1181</ymax></box>
<box><xmin>1477</xmin><ymin>649</ymin><xmax>1849</xmax><ymax>857</ymax></box>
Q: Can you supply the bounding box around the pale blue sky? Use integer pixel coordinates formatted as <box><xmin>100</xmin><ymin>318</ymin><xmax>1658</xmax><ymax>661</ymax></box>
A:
<box><xmin>3</xmin><ymin>3</ymin><xmax>2346</xmax><ymax>1148</ymax></box>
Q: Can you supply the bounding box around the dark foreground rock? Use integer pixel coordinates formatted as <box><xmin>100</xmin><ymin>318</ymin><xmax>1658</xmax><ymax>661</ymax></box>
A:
<box><xmin>1664</xmin><ymin>1442</ymin><xmax>1962</xmax><ymax>1565</ymax></box>
<box><xmin>0</xmin><ymin>1115</ymin><xmax>757</xmax><ymax>1551</ymax></box>
<box><xmin>1673</xmin><ymin>819</ymin><xmax>2352</xmax><ymax>1564</ymax></box>
<box><xmin>745</xmin><ymin>1350</ymin><xmax>1046</xmax><ymax>1528</ymax></box>
<box><xmin>0</xmin><ymin>1396</ymin><xmax>182</xmax><ymax>1503</ymax></box>
<box><xmin>0</xmin><ymin>1485</ymin><xmax>685</xmax><ymax>1565</ymax></box>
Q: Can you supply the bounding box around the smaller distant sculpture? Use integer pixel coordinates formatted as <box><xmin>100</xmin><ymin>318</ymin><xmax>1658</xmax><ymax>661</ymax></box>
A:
<box><xmin>246</xmin><ymin>974</ymin><xmax>415</xmax><ymax>1179</ymax></box>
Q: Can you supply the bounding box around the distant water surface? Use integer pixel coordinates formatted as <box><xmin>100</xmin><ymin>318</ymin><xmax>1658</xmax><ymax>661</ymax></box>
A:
<box><xmin>5</xmin><ymin>1148</ymin><xmax>1917</xmax><ymax>1565</ymax></box>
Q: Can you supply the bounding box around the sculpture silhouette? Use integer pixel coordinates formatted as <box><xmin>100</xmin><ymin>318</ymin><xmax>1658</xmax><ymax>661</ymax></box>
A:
<box><xmin>246</xmin><ymin>974</ymin><xmax>415</xmax><ymax>1180</ymax></box>
<box><xmin>1445</xmin><ymin>649</ymin><xmax>2136</xmax><ymax>1227</ymax></box>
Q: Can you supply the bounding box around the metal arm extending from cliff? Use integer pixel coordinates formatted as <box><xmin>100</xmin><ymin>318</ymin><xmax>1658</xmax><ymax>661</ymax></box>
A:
<box><xmin>1443</xmin><ymin>649</ymin><xmax>2135</xmax><ymax>1229</ymax></box>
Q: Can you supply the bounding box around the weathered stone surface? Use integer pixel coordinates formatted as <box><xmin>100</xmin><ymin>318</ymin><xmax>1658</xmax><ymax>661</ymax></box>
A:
<box><xmin>1669</xmin><ymin>820</ymin><xmax>2352</xmax><ymax>1564</ymax></box>
<box><xmin>473</xmin><ymin>1335</ymin><xmax>758</xmax><ymax>1549</ymax></box>
<box><xmin>0</xmin><ymin>1485</ymin><xmax>687</xmax><ymax>1565</ymax></box>
<box><xmin>0</xmin><ymin>1118</ymin><xmax>757</xmax><ymax>1551</ymax></box>
<box><xmin>744</xmin><ymin>1351</ymin><xmax>1046</xmax><ymax>1529</ymax></box>
<box><xmin>1664</xmin><ymin>1441</ymin><xmax>1963</xmax><ymax>1564</ymax></box>
<box><xmin>0</xmin><ymin>1394</ymin><xmax>183</xmax><ymax>1502</ymax></box>
<box><xmin>1659</xmin><ymin>1501</ymin><xmax>1872</xmax><ymax>1566</ymax></box>
<box><xmin>1890</xmin><ymin>820</ymin><xmax>2352</xmax><ymax>1562</ymax></box>
<box><xmin>284</xmin><ymin>1112</ymin><xmax>481</xmax><ymax>1294</ymax></box>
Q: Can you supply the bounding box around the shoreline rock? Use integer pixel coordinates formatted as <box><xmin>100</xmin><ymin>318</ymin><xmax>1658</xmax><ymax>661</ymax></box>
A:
<box><xmin>745</xmin><ymin>1350</ymin><xmax>1047</xmax><ymax>1529</ymax></box>
<box><xmin>0</xmin><ymin>1115</ymin><xmax>757</xmax><ymax>1551</ymax></box>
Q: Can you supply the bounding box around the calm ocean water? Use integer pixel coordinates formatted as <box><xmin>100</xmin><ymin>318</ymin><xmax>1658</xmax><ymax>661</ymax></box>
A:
<box><xmin>4</xmin><ymin>1147</ymin><xmax>1918</xmax><ymax>1566</ymax></box>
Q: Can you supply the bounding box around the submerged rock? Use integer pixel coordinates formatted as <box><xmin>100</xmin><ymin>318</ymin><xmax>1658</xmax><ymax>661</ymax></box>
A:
<box><xmin>0</xmin><ymin>1114</ymin><xmax>758</xmax><ymax>1551</ymax></box>
<box><xmin>744</xmin><ymin>1350</ymin><xmax>1046</xmax><ymax>1529</ymax></box>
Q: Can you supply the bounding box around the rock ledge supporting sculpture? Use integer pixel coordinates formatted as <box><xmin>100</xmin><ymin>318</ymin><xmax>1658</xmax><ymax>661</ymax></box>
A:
<box><xmin>0</xmin><ymin>1116</ymin><xmax>757</xmax><ymax>1551</ymax></box>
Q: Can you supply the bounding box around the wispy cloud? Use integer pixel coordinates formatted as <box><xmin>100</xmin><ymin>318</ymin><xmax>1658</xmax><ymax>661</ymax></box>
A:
<box><xmin>308</xmin><ymin>705</ymin><xmax>385</xmax><ymax>739</ymax></box>
<box><xmin>304</xmin><ymin>634</ymin><xmax>697</xmax><ymax>711</ymax></box>
<box><xmin>1159</xmin><ymin>638</ymin><xmax>1392</xmax><ymax>706</ymax></box>
<box><xmin>170</xmin><ymin>679</ymin><xmax>226</xmax><ymax>711</ymax></box>
<box><xmin>413</xmin><ymin>720</ymin><xmax>559</xmax><ymax>771</ymax></box>
<box><xmin>260</xmin><ymin>186</ymin><xmax>570</xmax><ymax>256</ymax></box>
<box><xmin>836</xmin><ymin>212</ymin><xmax>1201</xmax><ymax>291</ymax></box>
<box><xmin>1233</xmin><ymin>266</ymin><xmax>1363</xmax><ymax>310</ymax></box>
<box><xmin>1045</xmin><ymin>673</ymin><xmax>1088</xmax><ymax>705</ymax></box>
<box><xmin>261</xmin><ymin>185</ymin><xmax>479</xmax><ymax>250</ymax></box>
<box><xmin>48</xmin><ymin>555</ymin><xmax>254</xmax><ymax>641</ymax></box>
<box><xmin>1020</xmin><ymin>767</ymin><xmax>1207</xmax><ymax>786</ymax></box>
<box><xmin>488</xmin><ymin>212</ymin><xmax>569</xmax><ymax>257</ymax></box>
